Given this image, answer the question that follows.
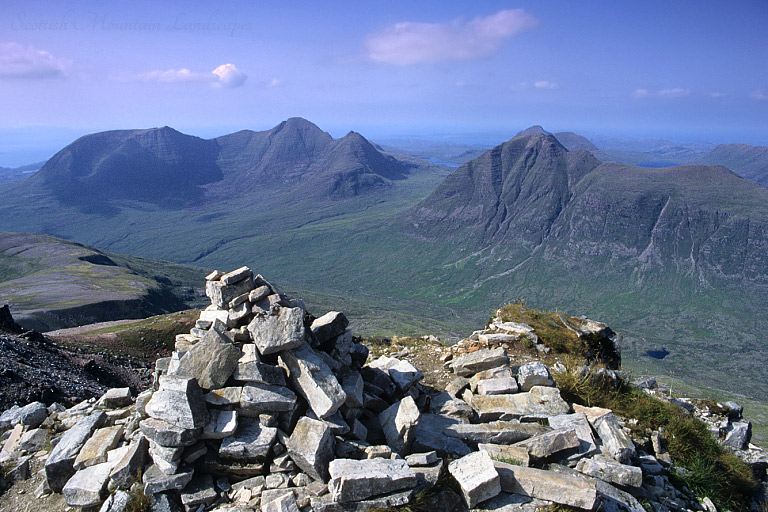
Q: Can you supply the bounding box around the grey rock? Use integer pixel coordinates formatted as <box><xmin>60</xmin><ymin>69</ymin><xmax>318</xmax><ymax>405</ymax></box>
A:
<box><xmin>478</xmin><ymin>443</ymin><xmax>530</xmax><ymax>467</ymax></box>
<box><xmin>18</xmin><ymin>427</ymin><xmax>49</xmax><ymax>452</ymax></box>
<box><xmin>263</xmin><ymin>491</ymin><xmax>300</xmax><ymax>512</ymax></box>
<box><xmin>430</xmin><ymin>392</ymin><xmax>475</xmax><ymax>420</ymax></box>
<box><xmin>99</xmin><ymin>388</ymin><xmax>132</xmax><ymax>409</ymax></box>
<box><xmin>145</xmin><ymin>375</ymin><xmax>209</xmax><ymax>429</ymax></box>
<box><xmin>279</xmin><ymin>343</ymin><xmax>346</xmax><ymax>419</ymax></box>
<box><xmin>513</xmin><ymin>429</ymin><xmax>580</xmax><ymax>460</ymax></box>
<box><xmin>62</xmin><ymin>461</ymin><xmax>113</xmax><ymax>507</ymax></box>
<box><xmin>328</xmin><ymin>458</ymin><xmax>417</xmax><ymax>503</ymax></box>
<box><xmin>412</xmin><ymin>414</ymin><xmax>471</xmax><ymax>457</ymax></box>
<box><xmin>204</xmin><ymin>386</ymin><xmax>243</xmax><ymax>406</ymax></box>
<box><xmin>494</xmin><ymin>462</ymin><xmax>598</xmax><ymax>510</ymax></box>
<box><xmin>150</xmin><ymin>492</ymin><xmax>183</xmax><ymax>512</ymax></box>
<box><xmin>379</xmin><ymin>396</ymin><xmax>421</xmax><ymax>454</ymax></box>
<box><xmin>448</xmin><ymin>450</ymin><xmax>501</xmax><ymax>508</ymax></box>
<box><xmin>219</xmin><ymin>417</ymin><xmax>277</xmax><ymax>461</ymax></box>
<box><xmin>548</xmin><ymin>413</ymin><xmax>598</xmax><ymax>461</ymax></box>
<box><xmin>139</xmin><ymin>417</ymin><xmax>200</xmax><ymax>447</ymax></box>
<box><xmin>445</xmin><ymin>421</ymin><xmax>549</xmax><ymax>445</ymax></box>
<box><xmin>406</xmin><ymin>451</ymin><xmax>439</xmax><ymax>466</ymax></box>
<box><xmin>109</xmin><ymin>436</ymin><xmax>149</xmax><ymax>489</ymax></box>
<box><xmin>202</xmin><ymin>409</ymin><xmax>239</xmax><ymax>440</ymax></box>
<box><xmin>367</xmin><ymin>356</ymin><xmax>424</xmax><ymax>391</ymax></box>
<box><xmin>311</xmin><ymin>311</ymin><xmax>349</xmax><ymax>344</ymax></box>
<box><xmin>249</xmin><ymin>307</ymin><xmax>306</xmax><ymax>355</ymax></box>
<box><xmin>6</xmin><ymin>455</ymin><xmax>31</xmax><ymax>483</ymax></box>
<box><xmin>470</xmin><ymin>386</ymin><xmax>570</xmax><ymax>422</ymax></box>
<box><xmin>477</xmin><ymin>377</ymin><xmax>519</xmax><ymax>396</ymax></box>
<box><xmin>240</xmin><ymin>382</ymin><xmax>298</xmax><ymax>416</ymax></box>
<box><xmin>286</xmin><ymin>416</ymin><xmax>335</xmax><ymax>482</ymax></box>
<box><xmin>724</xmin><ymin>420</ymin><xmax>751</xmax><ymax>450</ymax></box>
<box><xmin>249</xmin><ymin>285</ymin><xmax>271</xmax><ymax>303</ymax></box>
<box><xmin>311</xmin><ymin>488</ymin><xmax>417</xmax><ymax>512</ymax></box>
<box><xmin>234</xmin><ymin>361</ymin><xmax>287</xmax><ymax>385</ymax></box>
<box><xmin>471</xmin><ymin>492</ymin><xmax>537</xmax><ymax>512</ymax></box>
<box><xmin>576</xmin><ymin>456</ymin><xmax>643</xmax><ymax>487</ymax></box>
<box><xmin>0</xmin><ymin>401</ymin><xmax>48</xmax><ymax>429</ymax></box>
<box><xmin>98</xmin><ymin>489</ymin><xmax>132</xmax><ymax>512</ymax></box>
<box><xmin>181</xmin><ymin>474</ymin><xmax>218</xmax><ymax>506</ymax></box>
<box><xmin>206</xmin><ymin>274</ymin><xmax>255</xmax><ymax>308</ymax></box>
<box><xmin>45</xmin><ymin>411</ymin><xmax>107</xmax><ymax>492</ymax></box>
<box><xmin>516</xmin><ymin>362</ymin><xmax>555</xmax><ymax>392</ymax></box>
<box><xmin>143</xmin><ymin>463</ymin><xmax>194</xmax><ymax>495</ymax></box>
<box><xmin>594</xmin><ymin>413</ymin><xmax>636</xmax><ymax>464</ymax></box>
<box><xmin>74</xmin><ymin>425</ymin><xmax>124</xmax><ymax>470</ymax></box>
<box><xmin>445</xmin><ymin>376</ymin><xmax>470</xmax><ymax>397</ymax></box>
<box><xmin>341</xmin><ymin>371</ymin><xmax>365</xmax><ymax>408</ymax></box>
<box><xmin>220</xmin><ymin>266</ymin><xmax>253</xmax><ymax>285</ymax></box>
<box><xmin>174</xmin><ymin>326</ymin><xmax>241</xmax><ymax>390</ymax></box>
<box><xmin>449</xmin><ymin>348</ymin><xmax>509</xmax><ymax>377</ymax></box>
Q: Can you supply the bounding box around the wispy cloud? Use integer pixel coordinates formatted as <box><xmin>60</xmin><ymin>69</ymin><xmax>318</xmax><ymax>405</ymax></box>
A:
<box><xmin>750</xmin><ymin>89</ymin><xmax>768</xmax><ymax>101</ymax></box>
<box><xmin>708</xmin><ymin>92</ymin><xmax>727</xmax><ymax>99</ymax></box>
<box><xmin>0</xmin><ymin>41</ymin><xmax>70</xmax><ymax>79</ymax></box>
<box><xmin>115</xmin><ymin>63</ymin><xmax>247</xmax><ymax>88</ymax></box>
<box><xmin>632</xmin><ymin>87</ymin><xmax>690</xmax><ymax>99</ymax></box>
<box><xmin>366</xmin><ymin>9</ymin><xmax>538</xmax><ymax>65</ymax></box>
<box><xmin>514</xmin><ymin>80</ymin><xmax>560</xmax><ymax>91</ymax></box>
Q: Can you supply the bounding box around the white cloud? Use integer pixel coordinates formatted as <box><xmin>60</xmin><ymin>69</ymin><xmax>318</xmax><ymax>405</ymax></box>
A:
<box><xmin>750</xmin><ymin>89</ymin><xmax>768</xmax><ymax>101</ymax></box>
<box><xmin>633</xmin><ymin>87</ymin><xmax>690</xmax><ymax>99</ymax></box>
<box><xmin>116</xmin><ymin>63</ymin><xmax>247</xmax><ymax>88</ymax></box>
<box><xmin>366</xmin><ymin>9</ymin><xmax>538</xmax><ymax>65</ymax></box>
<box><xmin>709</xmin><ymin>92</ymin><xmax>727</xmax><ymax>99</ymax></box>
<box><xmin>533</xmin><ymin>80</ymin><xmax>559</xmax><ymax>90</ymax></box>
<box><xmin>212</xmin><ymin>63</ymin><xmax>246</xmax><ymax>88</ymax></box>
<box><xmin>0</xmin><ymin>41</ymin><xmax>70</xmax><ymax>79</ymax></box>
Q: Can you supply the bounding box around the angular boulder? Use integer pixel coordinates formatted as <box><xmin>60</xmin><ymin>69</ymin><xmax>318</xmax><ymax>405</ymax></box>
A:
<box><xmin>248</xmin><ymin>307</ymin><xmax>306</xmax><ymax>355</ymax></box>
<box><xmin>145</xmin><ymin>376</ymin><xmax>209</xmax><ymax>429</ymax></box>
<box><xmin>448</xmin><ymin>450</ymin><xmax>501</xmax><ymax>508</ymax></box>
<box><xmin>240</xmin><ymin>383</ymin><xmax>298</xmax><ymax>416</ymax></box>
<box><xmin>593</xmin><ymin>413</ymin><xmax>636</xmax><ymax>464</ymax></box>
<box><xmin>449</xmin><ymin>348</ymin><xmax>509</xmax><ymax>377</ymax></box>
<box><xmin>286</xmin><ymin>417</ymin><xmax>335</xmax><ymax>482</ymax></box>
<box><xmin>328</xmin><ymin>458</ymin><xmax>417</xmax><ymax>503</ymax></box>
<box><xmin>45</xmin><ymin>411</ymin><xmax>107</xmax><ymax>492</ymax></box>
<box><xmin>378</xmin><ymin>396</ymin><xmax>421</xmax><ymax>455</ymax></box>
<box><xmin>494</xmin><ymin>462</ymin><xmax>598</xmax><ymax>510</ymax></box>
<box><xmin>517</xmin><ymin>362</ymin><xmax>555</xmax><ymax>392</ymax></box>
<box><xmin>470</xmin><ymin>386</ymin><xmax>570</xmax><ymax>422</ymax></box>
<box><xmin>62</xmin><ymin>461</ymin><xmax>113</xmax><ymax>508</ymax></box>
<box><xmin>279</xmin><ymin>343</ymin><xmax>346</xmax><ymax>419</ymax></box>
<box><xmin>174</xmin><ymin>326</ymin><xmax>241</xmax><ymax>390</ymax></box>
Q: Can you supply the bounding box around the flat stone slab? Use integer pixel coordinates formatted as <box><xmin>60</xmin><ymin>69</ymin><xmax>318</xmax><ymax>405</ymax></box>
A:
<box><xmin>240</xmin><ymin>382</ymin><xmax>297</xmax><ymax>416</ymax></box>
<box><xmin>478</xmin><ymin>443</ymin><xmax>530</xmax><ymax>467</ymax></box>
<box><xmin>143</xmin><ymin>463</ymin><xmax>194</xmax><ymax>495</ymax></box>
<box><xmin>548</xmin><ymin>413</ymin><xmax>598</xmax><ymax>461</ymax></box>
<box><xmin>279</xmin><ymin>343</ymin><xmax>346</xmax><ymax>419</ymax></box>
<box><xmin>181</xmin><ymin>474</ymin><xmax>218</xmax><ymax>507</ymax></box>
<box><xmin>248</xmin><ymin>307</ymin><xmax>306</xmax><ymax>355</ymax></box>
<box><xmin>206</xmin><ymin>274</ymin><xmax>255</xmax><ymax>309</ymax></box>
<box><xmin>412</xmin><ymin>414</ymin><xmax>471</xmax><ymax>457</ymax></box>
<box><xmin>328</xmin><ymin>458</ymin><xmax>417</xmax><ymax>503</ymax></box>
<box><xmin>145</xmin><ymin>376</ymin><xmax>209</xmax><ymax>429</ymax></box>
<box><xmin>445</xmin><ymin>421</ymin><xmax>549</xmax><ymax>445</ymax></box>
<box><xmin>62</xmin><ymin>461</ymin><xmax>113</xmax><ymax>507</ymax></box>
<box><xmin>494</xmin><ymin>461</ymin><xmax>598</xmax><ymax>510</ymax></box>
<box><xmin>512</xmin><ymin>429</ymin><xmax>580</xmax><ymax>460</ymax></box>
<box><xmin>45</xmin><ymin>411</ymin><xmax>107</xmax><ymax>492</ymax></box>
<box><xmin>470</xmin><ymin>386</ymin><xmax>570</xmax><ymax>422</ymax></box>
<box><xmin>99</xmin><ymin>388</ymin><xmax>132</xmax><ymax>408</ymax></box>
<box><xmin>204</xmin><ymin>386</ymin><xmax>243</xmax><ymax>406</ymax></box>
<box><xmin>477</xmin><ymin>377</ymin><xmax>519</xmax><ymax>395</ymax></box>
<box><xmin>311</xmin><ymin>488</ymin><xmax>418</xmax><ymax>512</ymax></box>
<box><xmin>576</xmin><ymin>456</ymin><xmax>643</xmax><ymax>487</ymax></box>
<box><xmin>109</xmin><ymin>436</ymin><xmax>149</xmax><ymax>489</ymax></box>
<box><xmin>448</xmin><ymin>450</ymin><xmax>501</xmax><ymax>508</ymax></box>
<box><xmin>449</xmin><ymin>348</ymin><xmax>509</xmax><ymax>377</ymax></box>
<box><xmin>234</xmin><ymin>361</ymin><xmax>287</xmax><ymax>385</ymax></box>
<box><xmin>286</xmin><ymin>417</ymin><xmax>335</xmax><ymax>482</ymax></box>
<box><xmin>139</xmin><ymin>417</ymin><xmax>201</xmax><ymax>447</ymax></box>
<box><xmin>74</xmin><ymin>425</ymin><xmax>124</xmax><ymax>470</ymax></box>
<box><xmin>219</xmin><ymin>418</ymin><xmax>277</xmax><ymax>461</ymax></box>
<box><xmin>311</xmin><ymin>311</ymin><xmax>349</xmax><ymax>344</ymax></box>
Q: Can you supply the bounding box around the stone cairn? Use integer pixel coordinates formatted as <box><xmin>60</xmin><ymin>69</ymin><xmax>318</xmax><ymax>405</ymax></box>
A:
<box><xmin>1</xmin><ymin>265</ymin><xmax>767</xmax><ymax>512</ymax></box>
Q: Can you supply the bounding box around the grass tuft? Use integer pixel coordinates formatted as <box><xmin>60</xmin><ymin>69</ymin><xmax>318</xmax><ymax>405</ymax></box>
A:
<box><xmin>554</xmin><ymin>366</ymin><xmax>757</xmax><ymax>511</ymax></box>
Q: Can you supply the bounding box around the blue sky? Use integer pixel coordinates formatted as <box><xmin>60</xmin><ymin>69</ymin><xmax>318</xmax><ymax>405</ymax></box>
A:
<box><xmin>0</xmin><ymin>0</ymin><xmax>767</xmax><ymax>166</ymax></box>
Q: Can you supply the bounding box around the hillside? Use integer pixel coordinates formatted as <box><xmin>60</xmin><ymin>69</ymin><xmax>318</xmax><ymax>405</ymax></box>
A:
<box><xmin>0</xmin><ymin>124</ymin><xmax>767</xmax><ymax>411</ymax></box>
<box><xmin>696</xmin><ymin>143</ymin><xmax>768</xmax><ymax>187</ymax></box>
<box><xmin>0</xmin><ymin>232</ymin><xmax>206</xmax><ymax>331</ymax></box>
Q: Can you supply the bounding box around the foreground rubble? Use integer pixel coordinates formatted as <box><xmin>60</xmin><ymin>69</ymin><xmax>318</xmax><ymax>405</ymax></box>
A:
<box><xmin>1</xmin><ymin>267</ymin><xmax>766</xmax><ymax>512</ymax></box>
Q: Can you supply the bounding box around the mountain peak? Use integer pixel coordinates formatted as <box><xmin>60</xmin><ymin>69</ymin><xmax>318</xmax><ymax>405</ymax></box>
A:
<box><xmin>516</xmin><ymin>125</ymin><xmax>553</xmax><ymax>138</ymax></box>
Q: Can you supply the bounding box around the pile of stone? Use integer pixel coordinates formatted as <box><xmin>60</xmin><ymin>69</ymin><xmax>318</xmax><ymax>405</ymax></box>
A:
<box><xmin>444</xmin><ymin>310</ymin><xmax>621</xmax><ymax>370</ymax></box>
<box><xmin>0</xmin><ymin>266</ymin><xmax>765</xmax><ymax>512</ymax></box>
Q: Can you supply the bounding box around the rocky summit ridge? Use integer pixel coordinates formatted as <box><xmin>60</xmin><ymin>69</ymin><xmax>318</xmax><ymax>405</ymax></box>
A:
<box><xmin>1</xmin><ymin>266</ymin><xmax>767</xmax><ymax>512</ymax></box>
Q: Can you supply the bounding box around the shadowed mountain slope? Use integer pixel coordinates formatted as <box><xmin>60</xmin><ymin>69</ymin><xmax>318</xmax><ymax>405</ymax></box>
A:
<box><xmin>697</xmin><ymin>143</ymin><xmax>768</xmax><ymax>188</ymax></box>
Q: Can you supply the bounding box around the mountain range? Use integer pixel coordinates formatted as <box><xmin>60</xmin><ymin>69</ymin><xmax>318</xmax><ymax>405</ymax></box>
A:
<box><xmin>1</xmin><ymin>119</ymin><xmax>768</xmax><ymax>406</ymax></box>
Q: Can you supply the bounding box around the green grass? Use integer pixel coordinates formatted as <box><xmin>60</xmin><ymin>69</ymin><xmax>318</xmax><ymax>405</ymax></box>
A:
<box><xmin>554</xmin><ymin>368</ymin><xmax>757</xmax><ymax>511</ymax></box>
<box><xmin>493</xmin><ymin>301</ymin><xmax>588</xmax><ymax>358</ymax></box>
